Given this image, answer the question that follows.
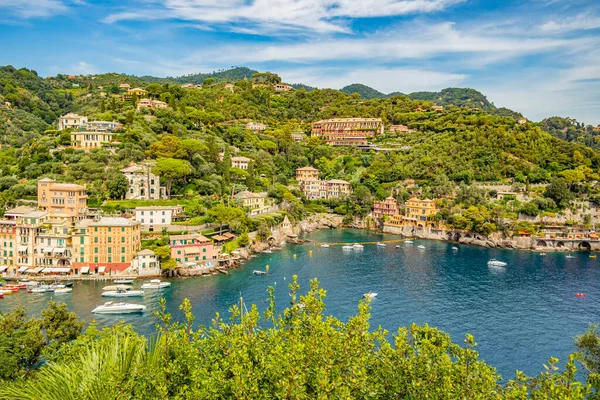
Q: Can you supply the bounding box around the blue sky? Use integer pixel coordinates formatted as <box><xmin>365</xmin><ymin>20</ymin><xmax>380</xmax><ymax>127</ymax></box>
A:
<box><xmin>1</xmin><ymin>0</ymin><xmax>599</xmax><ymax>124</ymax></box>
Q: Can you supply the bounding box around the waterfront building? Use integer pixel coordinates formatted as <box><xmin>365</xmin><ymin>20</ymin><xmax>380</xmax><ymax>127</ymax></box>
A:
<box><xmin>373</xmin><ymin>196</ymin><xmax>400</xmax><ymax>219</ymax></box>
<box><xmin>16</xmin><ymin>211</ymin><xmax>50</xmax><ymax>272</ymax></box>
<box><xmin>327</xmin><ymin>180</ymin><xmax>352</xmax><ymax>198</ymax></box>
<box><xmin>121</xmin><ymin>162</ymin><xmax>165</xmax><ymax>200</ymax></box>
<box><xmin>231</xmin><ymin>156</ymin><xmax>251</xmax><ymax>170</ymax></box>
<box><xmin>70</xmin><ymin>131</ymin><xmax>116</xmax><ymax>149</ymax></box>
<box><xmin>170</xmin><ymin>234</ymin><xmax>214</xmax><ymax>265</ymax></box>
<box><xmin>85</xmin><ymin>120</ymin><xmax>123</xmax><ymax>132</ymax></box>
<box><xmin>34</xmin><ymin>215</ymin><xmax>73</xmax><ymax>271</ymax></box>
<box><xmin>233</xmin><ymin>191</ymin><xmax>271</xmax><ymax>216</ymax></box>
<box><xmin>37</xmin><ymin>178</ymin><xmax>88</xmax><ymax>217</ymax></box>
<box><xmin>311</xmin><ymin>118</ymin><xmax>384</xmax><ymax>146</ymax></box>
<box><xmin>402</xmin><ymin>198</ymin><xmax>439</xmax><ymax>228</ymax></box>
<box><xmin>296</xmin><ymin>166</ymin><xmax>319</xmax><ymax>182</ymax></box>
<box><xmin>58</xmin><ymin>113</ymin><xmax>88</xmax><ymax>131</ymax></box>
<box><xmin>131</xmin><ymin>249</ymin><xmax>160</xmax><ymax>276</ymax></box>
<box><xmin>245</xmin><ymin>122</ymin><xmax>266</xmax><ymax>132</ymax></box>
<box><xmin>134</xmin><ymin>205</ymin><xmax>184</xmax><ymax>231</ymax></box>
<box><xmin>72</xmin><ymin>217</ymin><xmax>141</xmax><ymax>274</ymax></box>
<box><xmin>0</xmin><ymin>220</ymin><xmax>16</xmax><ymax>273</ymax></box>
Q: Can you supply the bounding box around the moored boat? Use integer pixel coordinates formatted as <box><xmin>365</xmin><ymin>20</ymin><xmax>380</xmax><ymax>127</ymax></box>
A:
<box><xmin>54</xmin><ymin>287</ymin><xmax>73</xmax><ymax>294</ymax></box>
<box><xmin>352</xmin><ymin>243</ymin><xmax>364</xmax><ymax>250</ymax></box>
<box><xmin>92</xmin><ymin>301</ymin><xmax>147</xmax><ymax>314</ymax></box>
<box><xmin>376</xmin><ymin>242</ymin><xmax>386</xmax><ymax>247</ymax></box>
<box><xmin>488</xmin><ymin>259</ymin><xmax>507</xmax><ymax>267</ymax></box>
<box><xmin>405</xmin><ymin>240</ymin><xmax>414</xmax><ymax>244</ymax></box>
<box><xmin>417</xmin><ymin>245</ymin><xmax>426</xmax><ymax>249</ymax></box>
<box><xmin>566</xmin><ymin>254</ymin><xmax>575</xmax><ymax>259</ymax></box>
<box><xmin>364</xmin><ymin>292</ymin><xmax>378</xmax><ymax>300</ymax></box>
<box><xmin>342</xmin><ymin>244</ymin><xmax>353</xmax><ymax>250</ymax></box>
<box><xmin>321</xmin><ymin>243</ymin><xmax>330</xmax><ymax>248</ymax></box>
<box><xmin>113</xmin><ymin>279</ymin><xmax>134</xmax><ymax>284</ymax></box>
<box><xmin>253</xmin><ymin>270</ymin><xmax>267</xmax><ymax>275</ymax></box>
<box><xmin>0</xmin><ymin>289</ymin><xmax>12</xmax><ymax>295</ymax></box>
<box><xmin>140</xmin><ymin>279</ymin><xmax>171</xmax><ymax>289</ymax></box>
<box><xmin>102</xmin><ymin>287</ymin><xmax>144</xmax><ymax>297</ymax></box>
<box><xmin>29</xmin><ymin>287</ymin><xmax>49</xmax><ymax>293</ymax></box>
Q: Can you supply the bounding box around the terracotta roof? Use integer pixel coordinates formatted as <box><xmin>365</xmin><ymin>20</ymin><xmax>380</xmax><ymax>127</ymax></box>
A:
<box><xmin>327</xmin><ymin>179</ymin><xmax>350</xmax><ymax>185</ymax></box>
<box><xmin>49</xmin><ymin>183</ymin><xmax>86</xmax><ymax>191</ymax></box>
<box><xmin>170</xmin><ymin>234</ymin><xmax>210</xmax><ymax>242</ymax></box>
<box><xmin>233</xmin><ymin>190</ymin><xmax>267</xmax><ymax>199</ymax></box>
<box><xmin>297</xmin><ymin>166</ymin><xmax>318</xmax><ymax>171</ymax></box>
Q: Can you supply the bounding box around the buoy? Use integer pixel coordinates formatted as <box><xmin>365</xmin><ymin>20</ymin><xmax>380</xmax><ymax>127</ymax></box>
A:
<box><xmin>309</xmin><ymin>250</ymin><xmax>313</xmax><ymax>256</ymax></box>
<box><xmin>266</xmin><ymin>265</ymin><xmax>270</xmax><ymax>271</ymax></box>
<box><xmin>293</xmin><ymin>254</ymin><xmax>296</xmax><ymax>259</ymax></box>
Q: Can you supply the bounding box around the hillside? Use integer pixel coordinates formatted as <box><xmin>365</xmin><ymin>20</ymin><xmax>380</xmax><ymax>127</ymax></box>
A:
<box><xmin>539</xmin><ymin>116</ymin><xmax>600</xmax><ymax>150</ymax></box>
<box><xmin>340</xmin><ymin>83</ymin><xmax>389</xmax><ymax>99</ymax></box>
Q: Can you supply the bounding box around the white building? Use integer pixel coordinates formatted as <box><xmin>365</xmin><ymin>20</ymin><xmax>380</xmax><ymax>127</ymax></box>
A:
<box><xmin>131</xmin><ymin>249</ymin><xmax>160</xmax><ymax>277</ymax></box>
<box><xmin>85</xmin><ymin>120</ymin><xmax>123</xmax><ymax>132</ymax></box>
<box><xmin>232</xmin><ymin>156</ymin><xmax>251</xmax><ymax>170</ymax></box>
<box><xmin>245</xmin><ymin>122</ymin><xmax>266</xmax><ymax>132</ymax></box>
<box><xmin>121</xmin><ymin>163</ymin><xmax>165</xmax><ymax>200</ymax></box>
<box><xmin>58</xmin><ymin>113</ymin><xmax>88</xmax><ymax>131</ymax></box>
<box><xmin>134</xmin><ymin>206</ymin><xmax>183</xmax><ymax>231</ymax></box>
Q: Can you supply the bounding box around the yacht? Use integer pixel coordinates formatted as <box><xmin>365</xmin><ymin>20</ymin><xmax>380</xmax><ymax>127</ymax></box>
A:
<box><xmin>352</xmin><ymin>243</ymin><xmax>364</xmax><ymax>250</ymax></box>
<box><xmin>566</xmin><ymin>254</ymin><xmax>575</xmax><ymax>259</ymax></box>
<box><xmin>364</xmin><ymin>292</ymin><xmax>378</xmax><ymax>300</ymax></box>
<box><xmin>452</xmin><ymin>246</ymin><xmax>459</xmax><ymax>251</ymax></box>
<box><xmin>140</xmin><ymin>279</ymin><xmax>171</xmax><ymax>289</ymax></box>
<box><xmin>540</xmin><ymin>253</ymin><xmax>547</xmax><ymax>256</ymax></box>
<box><xmin>488</xmin><ymin>259</ymin><xmax>507</xmax><ymax>267</ymax></box>
<box><xmin>253</xmin><ymin>270</ymin><xmax>267</xmax><ymax>275</ymax></box>
<box><xmin>342</xmin><ymin>244</ymin><xmax>354</xmax><ymax>250</ymax></box>
<box><xmin>376</xmin><ymin>242</ymin><xmax>386</xmax><ymax>247</ymax></box>
<box><xmin>54</xmin><ymin>287</ymin><xmax>73</xmax><ymax>294</ymax></box>
<box><xmin>321</xmin><ymin>243</ymin><xmax>330</xmax><ymax>248</ymax></box>
<box><xmin>113</xmin><ymin>279</ymin><xmax>134</xmax><ymax>284</ymax></box>
<box><xmin>405</xmin><ymin>240</ymin><xmax>414</xmax><ymax>244</ymax></box>
<box><xmin>29</xmin><ymin>287</ymin><xmax>49</xmax><ymax>293</ymax></box>
<box><xmin>92</xmin><ymin>302</ymin><xmax>147</xmax><ymax>314</ymax></box>
<box><xmin>102</xmin><ymin>287</ymin><xmax>144</xmax><ymax>297</ymax></box>
<box><xmin>417</xmin><ymin>245</ymin><xmax>426</xmax><ymax>249</ymax></box>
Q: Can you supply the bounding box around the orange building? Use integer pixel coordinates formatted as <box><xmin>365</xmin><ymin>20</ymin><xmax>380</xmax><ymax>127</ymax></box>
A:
<box><xmin>170</xmin><ymin>234</ymin><xmax>214</xmax><ymax>265</ymax></box>
<box><xmin>72</xmin><ymin>217</ymin><xmax>141</xmax><ymax>274</ymax></box>
<box><xmin>37</xmin><ymin>178</ymin><xmax>87</xmax><ymax>217</ymax></box>
<box><xmin>296</xmin><ymin>166</ymin><xmax>319</xmax><ymax>182</ymax></box>
<box><xmin>403</xmin><ymin>198</ymin><xmax>438</xmax><ymax>228</ymax></box>
<box><xmin>311</xmin><ymin>118</ymin><xmax>384</xmax><ymax>146</ymax></box>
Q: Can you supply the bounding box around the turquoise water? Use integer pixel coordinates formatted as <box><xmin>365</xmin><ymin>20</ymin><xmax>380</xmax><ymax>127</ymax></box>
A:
<box><xmin>2</xmin><ymin>228</ymin><xmax>600</xmax><ymax>378</ymax></box>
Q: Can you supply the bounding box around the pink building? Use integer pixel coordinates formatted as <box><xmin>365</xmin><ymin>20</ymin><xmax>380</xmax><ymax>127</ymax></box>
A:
<box><xmin>170</xmin><ymin>234</ymin><xmax>214</xmax><ymax>265</ymax></box>
<box><xmin>373</xmin><ymin>196</ymin><xmax>400</xmax><ymax>219</ymax></box>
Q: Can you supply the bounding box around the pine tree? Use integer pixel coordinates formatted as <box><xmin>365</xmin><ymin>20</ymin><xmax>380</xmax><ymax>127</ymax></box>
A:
<box><xmin>100</xmin><ymin>99</ymin><xmax>105</xmax><ymax>113</ymax></box>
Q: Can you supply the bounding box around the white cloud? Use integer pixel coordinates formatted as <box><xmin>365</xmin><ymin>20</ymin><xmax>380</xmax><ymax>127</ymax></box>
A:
<box><xmin>540</xmin><ymin>13</ymin><xmax>600</xmax><ymax>33</ymax></box>
<box><xmin>103</xmin><ymin>0</ymin><xmax>464</xmax><ymax>34</ymax></box>
<box><xmin>280</xmin><ymin>66</ymin><xmax>467</xmax><ymax>93</ymax></box>
<box><xmin>0</xmin><ymin>0</ymin><xmax>68</xmax><ymax>18</ymax></box>
<box><xmin>72</xmin><ymin>61</ymin><xmax>96</xmax><ymax>75</ymax></box>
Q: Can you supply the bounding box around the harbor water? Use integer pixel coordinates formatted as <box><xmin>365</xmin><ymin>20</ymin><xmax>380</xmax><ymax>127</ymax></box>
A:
<box><xmin>2</xmin><ymin>228</ymin><xmax>600</xmax><ymax>379</ymax></box>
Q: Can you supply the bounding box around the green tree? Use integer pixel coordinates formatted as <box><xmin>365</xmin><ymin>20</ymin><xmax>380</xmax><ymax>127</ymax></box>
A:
<box><xmin>208</xmin><ymin>203</ymin><xmax>245</xmax><ymax>234</ymax></box>
<box><xmin>107</xmin><ymin>173</ymin><xmax>129</xmax><ymax>200</ymax></box>
<box><xmin>545</xmin><ymin>177</ymin><xmax>573</xmax><ymax>208</ymax></box>
<box><xmin>152</xmin><ymin>158</ymin><xmax>192</xmax><ymax>199</ymax></box>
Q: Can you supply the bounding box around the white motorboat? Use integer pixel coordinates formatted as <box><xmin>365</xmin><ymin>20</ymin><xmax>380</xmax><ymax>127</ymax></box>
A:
<box><xmin>102</xmin><ymin>287</ymin><xmax>144</xmax><ymax>297</ymax></box>
<box><xmin>566</xmin><ymin>254</ymin><xmax>575</xmax><ymax>259</ymax></box>
<box><xmin>29</xmin><ymin>287</ymin><xmax>49</xmax><ymax>293</ymax></box>
<box><xmin>92</xmin><ymin>302</ymin><xmax>147</xmax><ymax>314</ymax></box>
<box><xmin>352</xmin><ymin>243</ymin><xmax>364</xmax><ymax>250</ymax></box>
<box><xmin>113</xmin><ymin>279</ymin><xmax>134</xmax><ymax>284</ymax></box>
<box><xmin>417</xmin><ymin>245</ymin><xmax>426</xmax><ymax>249</ymax></box>
<box><xmin>452</xmin><ymin>246</ymin><xmax>459</xmax><ymax>251</ymax></box>
<box><xmin>540</xmin><ymin>253</ymin><xmax>547</xmax><ymax>256</ymax></box>
<box><xmin>19</xmin><ymin>281</ymin><xmax>38</xmax><ymax>287</ymax></box>
<box><xmin>54</xmin><ymin>287</ymin><xmax>72</xmax><ymax>294</ymax></box>
<box><xmin>364</xmin><ymin>292</ymin><xmax>378</xmax><ymax>300</ymax></box>
<box><xmin>405</xmin><ymin>240</ymin><xmax>414</xmax><ymax>244</ymax></box>
<box><xmin>321</xmin><ymin>243</ymin><xmax>330</xmax><ymax>248</ymax></box>
<box><xmin>263</xmin><ymin>249</ymin><xmax>273</xmax><ymax>254</ymax></box>
<box><xmin>253</xmin><ymin>270</ymin><xmax>267</xmax><ymax>275</ymax></box>
<box><xmin>140</xmin><ymin>279</ymin><xmax>171</xmax><ymax>289</ymax></box>
<box><xmin>395</xmin><ymin>245</ymin><xmax>401</xmax><ymax>248</ymax></box>
<box><xmin>488</xmin><ymin>259</ymin><xmax>507</xmax><ymax>267</ymax></box>
<box><xmin>342</xmin><ymin>244</ymin><xmax>354</xmax><ymax>250</ymax></box>
<box><xmin>376</xmin><ymin>242</ymin><xmax>386</xmax><ymax>247</ymax></box>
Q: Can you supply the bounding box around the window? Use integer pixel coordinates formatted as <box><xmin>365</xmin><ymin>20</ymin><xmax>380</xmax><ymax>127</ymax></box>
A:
<box><xmin>94</xmin><ymin>237</ymin><xmax>98</xmax><ymax>243</ymax></box>
<box><xmin>121</xmin><ymin>256</ymin><xmax>125</xmax><ymax>262</ymax></box>
<box><xmin>80</xmin><ymin>237</ymin><xmax>84</xmax><ymax>244</ymax></box>
<box><xmin>94</xmin><ymin>227</ymin><xmax>98</xmax><ymax>232</ymax></box>
<box><xmin>108</xmin><ymin>237</ymin><xmax>112</xmax><ymax>243</ymax></box>
<box><xmin>121</xmin><ymin>227</ymin><xmax>125</xmax><ymax>232</ymax></box>
<box><xmin>94</xmin><ymin>256</ymin><xmax>98</xmax><ymax>262</ymax></box>
<box><xmin>108</xmin><ymin>247</ymin><xmax>112</xmax><ymax>254</ymax></box>
<box><xmin>108</xmin><ymin>227</ymin><xmax>112</xmax><ymax>232</ymax></box>
<box><xmin>94</xmin><ymin>247</ymin><xmax>98</xmax><ymax>253</ymax></box>
<box><xmin>177</xmin><ymin>250</ymin><xmax>181</xmax><ymax>255</ymax></box>
<box><xmin>121</xmin><ymin>247</ymin><xmax>125</xmax><ymax>253</ymax></box>
<box><xmin>108</xmin><ymin>256</ymin><xmax>111</xmax><ymax>262</ymax></box>
<box><xmin>141</xmin><ymin>211</ymin><xmax>144</xmax><ymax>216</ymax></box>
<box><xmin>121</xmin><ymin>237</ymin><xmax>125</xmax><ymax>242</ymax></box>
<box><xmin>203</xmin><ymin>248</ymin><xmax>206</xmax><ymax>252</ymax></box>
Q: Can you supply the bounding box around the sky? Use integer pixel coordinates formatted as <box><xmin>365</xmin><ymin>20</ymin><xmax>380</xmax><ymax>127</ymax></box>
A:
<box><xmin>0</xmin><ymin>0</ymin><xmax>599</xmax><ymax>124</ymax></box>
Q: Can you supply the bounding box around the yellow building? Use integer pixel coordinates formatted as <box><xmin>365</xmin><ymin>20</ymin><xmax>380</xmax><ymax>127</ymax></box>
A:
<box><xmin>70</xmin><ymin>131</ymin><xmax>115</xmax><ymax>149</ymax></box>
<box><xmin>233</xmin><ymin>191</ymin><xmax>270</xmax><ymax>216</ymax></box>
<box><xmin>72</xmin><ymin>217</ymin><xmax>141</xmax><ymax>274</ymax></box>
<box><xmin>0</xmin><ymin>220</ymin><xmax>16</xmax><ymax>273</ymax></box>
<box><xmin>403</xmin><ymin>198</ymin><xmax>439</xmax><ymax>228</ymax></box>
<box><xmin>296</xmin><ymin>166</ymin><xmax>319</xmax><ymax>182</ymax></box>
<box><xmin>38</xmin><ymin>178</ymin><xmax>88</xmax><ymax>217</ymax></box>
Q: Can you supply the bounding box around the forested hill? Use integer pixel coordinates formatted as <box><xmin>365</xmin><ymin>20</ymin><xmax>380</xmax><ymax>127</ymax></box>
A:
<box><xmin>539</xmin><ymin>116</ymin><xmax>600</xmax><ymax>150</ymax></box>
<box><xmin>1</xmin><ymin>64</ymin><xmax>599</xmax><ymax>205</ymax></box>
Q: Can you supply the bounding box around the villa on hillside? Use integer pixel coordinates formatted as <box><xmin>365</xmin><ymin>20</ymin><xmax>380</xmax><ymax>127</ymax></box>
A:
<box><xmin>233</xmin><ymin>191</ymin><xmax>271</xmax><ymax>216</ymax></box>
<box><xmin>373</xmin><ymin>196</ymin><xmax>400</xmax><ymax>219</ymax></box>
<box><xmin>121</xmin><ymin>162</ymin><xmax>165</xmax><ymax>200</ymax></box>
<box><xmin>274</xmin><ymin>84</ymin><xmax>293</xmax><ymax>91</ymax></box>
<box><xmin>296</xmin><ymin>166</ymin><xmax>319</xmax><ymax>182</ymax></box>
<box><xmin>70</xmin><ymin>131</ymin><xmax>116</xmax><ymax>150</ymax></box>
<box><xmin>231</xmin><ymin>156</ymin><xmax>251</xmax><ymax>170</ymax></box>
<box><xmin>38</xmin><ymin>178</ymin><xmax>88</xmax><ymax>217</ymax></box>
<box><xmin>385</xmin><ymin>198</ymin><xmax>442</xmax><ymax>229</ymax></box>
<box><xmin>85</xmin><ymin>120</ymin><xmax>123</xmax><ymax>132</ymax></box>
<box><xmin>170</xmin><ymin>234</ymin><xmax>214</xmax><ymax>265</ymax></box>
<box><xmin>245</xmin><ymin>122</ymin><xmax>266</xmax><ymax>132</ymax></box>
<box><xmin>137</xmin><ymin>99</ymin><xmax>168</xmax><ymax>111</ymax></box>
<box><xmin>311</xmin><ymin>118</ymin><xmax>384</xmax><ymax>146</ymax></box>
<box><xmin>58</xmin><ymin>113</ymin><xmax>88</xmax><ymax>131</ymax></box>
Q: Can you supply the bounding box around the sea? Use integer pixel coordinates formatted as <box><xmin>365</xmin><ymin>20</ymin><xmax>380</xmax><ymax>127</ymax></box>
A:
<box><xmin>2</xmin><ymin>228</ymin><xmax>599</xmax><ymax>379</ymax></box>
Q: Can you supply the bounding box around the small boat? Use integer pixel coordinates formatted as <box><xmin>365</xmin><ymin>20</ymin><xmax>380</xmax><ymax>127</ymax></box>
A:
<box><xmin>18</xmin><ymin>281</ymin><xmax>38</xmax><ymax>287</ymax></box>
<box><xmin>5</xmin><ymin>284</ymin><xmax>26</xmax><ymax>291</ymax></box>
<box><xmin>60</xmin><ymin>282</ymin><xmax>74</xmax><ymax>288</ymax></box>
<box><xmin>540</xmin><ymin>253</ymin><xmax>547</xmax><ymax>256</ymax></box>
<box><xmin>29</xmin><ymin>287</ymin><xmax>49</xmax><ymax>294</ymax></box>
<box><xmin>405</xmin><ymin>240</ymin><xmax>414</xmax><ymax>244</ymax></box>
<box><xmin>113</xmin><ymin>279</ymin><xmax>134</xmax><ymax>284</ymax></box>
<box><xmin>417</xmin><ymin>245</ymin><xmax>426</xmax><ymax>249</ymax></box>
<box><xmin>0</xmin><ymin>289</ymin><xmax>12</xmax><ymax>295</ymax></box>
<box><xmin>352</xmin><ymin>243</ymin><xmax>364</xmax><ymax>250</ymax></box>
<box><xmin>364</xmin><ymin>292</ymin><xmax>378</xmax><ymax>300</ymax></box>
<box><xmin>395</xmin><ymin>245</ymin><xmax>401</xmax><ymax>248</ymax></box>
<box><xmin>0</xmin><ymin>292</ymin><xmax>3</xmax><ymax>299</ymax></box>
<box><xmin>376</xmin><ymin>242</ymin><xmax>386</xmax><ymax>247</ymax></box>
<box><xmin>140</xmin><ymin>279</ymin><xmax>171</xmax><ymax>289</ymax></box>
<box><xmin>321</xmin><ymin>243</ymin><xmax>330</xmax><ymax>248</ymax></box>
<box><xmin>342</xmin><ymin>244</ymin><xmax>354</xmax><ymax>250</ymax></box>
<box><xmin>591</xmin><ymin>255</ymin><xmax>597</xmax><ymax>259</ymax></box>
<box><xmin>452</xmin><ymin>246</ymin><xmax>458</xmax><ymax>251</ymax></box>
<box><xmin>253</xmin><ymin>270</ymin><xmax>267</xmax><ymax>275</ymax></box>
<box><xmin>92</xmin><ymin>302</ymin><xmax>147</xmax><ymax>314</ymax></box>
<box><xmin>263</xmin><ymin>249</ymin><xmax>273</xmax><ymax>254</ymax></box>
<box><xmin>566</xmin><ymin>254</ymin><xmax>575</xmax><ymax>259</ymax></box>
<box><xmin>54</xmin><ymin>287</ymin><xmax>72</xmax><ymax>294</ymax></box>
<box><xmin>488</xmin><ymin>259</ymin><xmax>507</xmax><ymax>267</ymax></box>
<box><xmin>102</xmin><ymin>287</ymin><xmax>144</xmax><ymax>297</ymax></box>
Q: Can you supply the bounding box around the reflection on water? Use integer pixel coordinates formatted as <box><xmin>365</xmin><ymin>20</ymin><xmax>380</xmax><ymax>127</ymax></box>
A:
<box><xmin>2</xmin><ymin>228</ymin><xmax>599</xmax><ymax>378</ymax></box>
